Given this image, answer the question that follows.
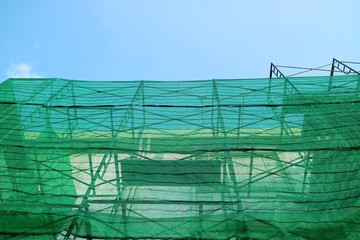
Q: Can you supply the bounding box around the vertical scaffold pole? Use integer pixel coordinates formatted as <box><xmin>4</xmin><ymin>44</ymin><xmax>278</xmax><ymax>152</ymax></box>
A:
<box><xmin>269</xmin><ymin>63</ymin><xmax>287</xmax><ymax>136</ymax></box>
<box><xmin>213</xmin><ymin>80</ymin><xmax>249</xmax><ymax>239</ymax></box>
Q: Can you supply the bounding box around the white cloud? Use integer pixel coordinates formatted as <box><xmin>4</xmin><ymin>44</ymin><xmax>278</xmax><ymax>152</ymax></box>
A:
<box><xmin>6</xmin><ymin>63</ymin><xmax>43</xmax><ymax>78</ymax></box>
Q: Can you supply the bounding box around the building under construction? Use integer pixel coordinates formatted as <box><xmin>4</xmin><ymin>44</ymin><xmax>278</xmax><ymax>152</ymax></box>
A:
<box><xmin>0</xmin><ymin>59</ymin><xmax>359</xmax><ymax>239</ymax></box>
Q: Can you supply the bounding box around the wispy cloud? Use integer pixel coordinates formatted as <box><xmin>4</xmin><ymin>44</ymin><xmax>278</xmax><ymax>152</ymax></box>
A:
<box><xmin>6</xmin><ymin>63</ymin><xmax>43</xmax><ymax>78</ymax></box>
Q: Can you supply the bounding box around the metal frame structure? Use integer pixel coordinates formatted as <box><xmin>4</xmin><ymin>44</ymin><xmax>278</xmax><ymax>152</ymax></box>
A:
<box><xmin>40</xmin><ymin>81</ymin><xmax>246</xmax><ymax>239</ymax></box>
<box><xmin>269</xmin><ymin>57</ymin><xmax>360</xmax><ymax>197</ymax></box>
<box><xmin>0</xmin><ymin>58</ymin><xmax>359</xmax><ymax>239</ymax></box>
<box><xmin>330</xmin><ymin>58</ymin><xmax>360</xmax><ymax>76</ymax></box>
<box><xmin>80</xmin><ymin>81</ymin><xmax>245</xmax><ymax>239</ymax></box>
<box><xmin>271</xmin><ymin>58</ymin><xmax>360</xmax><ymax>78</ymax></box>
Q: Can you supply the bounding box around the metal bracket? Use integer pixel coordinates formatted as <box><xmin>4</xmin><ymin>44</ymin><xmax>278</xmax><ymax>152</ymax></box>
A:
<box><xmin>331</xmin><ymin>58</ymin><xmax>360</xmax><ymax>76</ymax></box>
<box><xmin>270</xmin><ymin>63</ymin><xmax>286</xmax><ymax>78</ymax></box>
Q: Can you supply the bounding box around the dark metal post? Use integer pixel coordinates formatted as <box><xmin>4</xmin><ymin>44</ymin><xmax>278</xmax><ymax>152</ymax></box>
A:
<box><xmin>330</xmin><ymin>58</ymin><xmax>336</xmax><ymax>77</ymax></box>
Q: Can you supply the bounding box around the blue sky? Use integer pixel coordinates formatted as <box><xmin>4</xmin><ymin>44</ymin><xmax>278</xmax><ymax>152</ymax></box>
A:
<box><xmin>1</xmin><ymin>0</ymin><xmax>360</xmax><ymax>81</ymax></box>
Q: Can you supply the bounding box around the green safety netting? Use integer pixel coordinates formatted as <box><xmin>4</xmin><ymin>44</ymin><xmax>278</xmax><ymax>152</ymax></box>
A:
<box><xmin>0</xmin><ymin>75</ymin><xmax>360</xmax><ymax>239</ymax></box>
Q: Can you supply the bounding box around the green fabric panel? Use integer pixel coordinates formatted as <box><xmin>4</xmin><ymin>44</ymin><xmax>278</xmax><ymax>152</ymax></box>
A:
<box><xmin>0</xmin><ymin>75</ymin><xmax>359</xmax><ymax>239</ymax></box>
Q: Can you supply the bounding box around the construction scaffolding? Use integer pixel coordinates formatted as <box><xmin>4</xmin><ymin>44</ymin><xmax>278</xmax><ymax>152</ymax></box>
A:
<box><xmin>0</xmin><ymin>61</ymin><xmax>360</xmax><ymax>239</ymax></box>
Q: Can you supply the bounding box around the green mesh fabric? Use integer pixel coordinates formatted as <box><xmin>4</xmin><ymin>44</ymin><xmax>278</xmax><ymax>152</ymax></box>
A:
<box><xmin>0</xmin><ymin>75</ymin><xmax>359</xmax><ymax>239</ymax></box>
